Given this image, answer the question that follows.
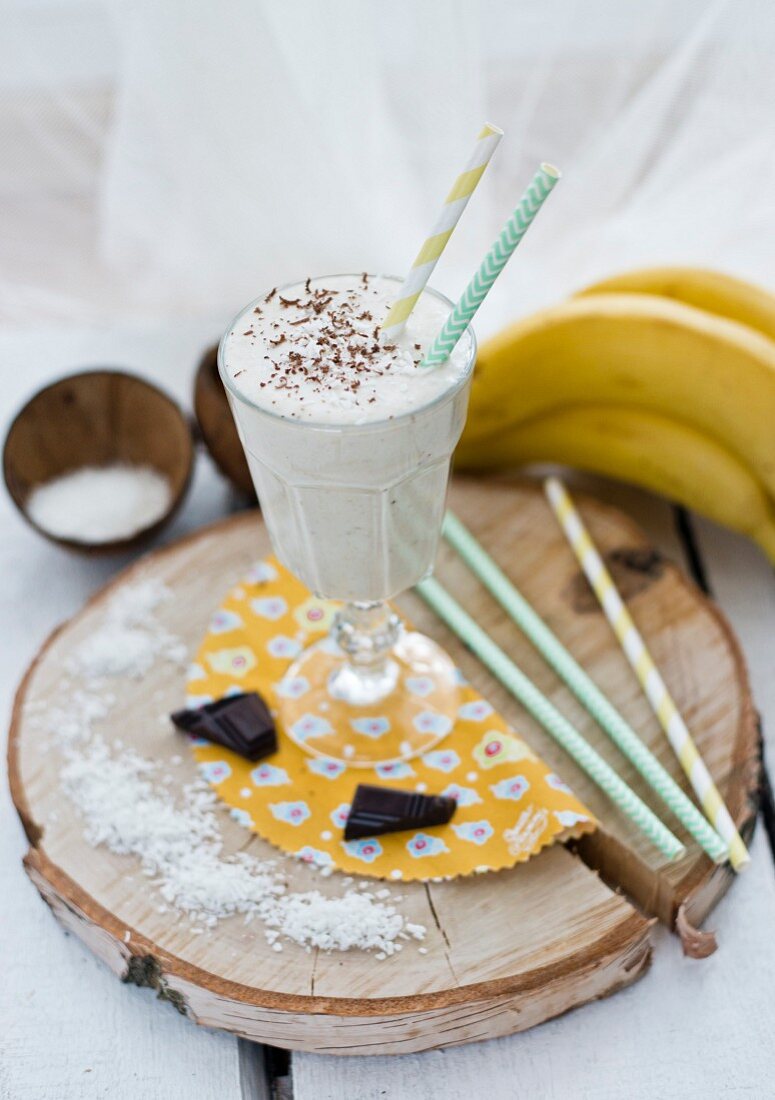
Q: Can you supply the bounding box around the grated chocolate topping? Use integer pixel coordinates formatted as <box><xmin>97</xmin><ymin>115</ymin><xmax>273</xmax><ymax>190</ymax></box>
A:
<box><xmin>224</xmin><ymin>274</ymin><xmax>471</xmax><ymax>424</ymax></box>
<box><xmin>231</xmin><ymin>280</ymin><xmax>423</xmax><ymax>410</ymax></box>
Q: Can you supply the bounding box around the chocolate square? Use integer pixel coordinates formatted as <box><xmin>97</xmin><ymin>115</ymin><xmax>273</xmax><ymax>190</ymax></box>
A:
<box><xmin>171</xmin><ymin>692</ymin><xmax>277</xmax><ymax>761</ymax></box>
<box><xmin>344</xmin><ymin>783</ymin><xmax>456</xmax><ymax>840</ymax></box>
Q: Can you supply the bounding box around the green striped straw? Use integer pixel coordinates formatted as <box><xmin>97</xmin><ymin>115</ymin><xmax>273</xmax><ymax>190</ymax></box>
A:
<box><xmin>442</xmin><ymin>512</ymin><xmax>728</xmax><ymax>864</ymax></box>
<box><xmin>415</xmin><ymin>575</ymin><xmax>685</xmax><ymax>862</ymax></box>
<box><xmin>421</xmin><ymin>162</ymin><xmax>560</xmax><ymax>369</ymax></box>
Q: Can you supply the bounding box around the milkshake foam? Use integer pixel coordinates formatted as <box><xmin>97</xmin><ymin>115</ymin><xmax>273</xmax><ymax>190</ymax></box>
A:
<box><xmin>222</xmin><ymin>274</ymin><xmax>470</xmax><ymax>424</ymax></box>
<box><xmin>219</xmin><ymin>274</ymin><xmax>475</xmax><ymax>601</ymax></box>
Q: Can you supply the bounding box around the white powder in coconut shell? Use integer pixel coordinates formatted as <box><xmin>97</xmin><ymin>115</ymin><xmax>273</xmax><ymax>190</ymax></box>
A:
<box><xmin>30</xmin><ymin>578</ymin><xmax>425</xmax><ymax>955</ymax></box>
<box><xmin>27</xmin><ymin>463</ymin><xmax>172</xmax><ymax>543</ymax></box>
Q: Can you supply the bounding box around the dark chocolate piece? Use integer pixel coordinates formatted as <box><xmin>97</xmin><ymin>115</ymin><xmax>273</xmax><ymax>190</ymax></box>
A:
<box><xmin>344</xmin><ymin>784</ymin><xmax>456</xmax><ymax>840</ymax></box>
<box><xmin>171</xmin><ymin>692</ymin><xmax>277</xmax><ymax>762</ymax></box>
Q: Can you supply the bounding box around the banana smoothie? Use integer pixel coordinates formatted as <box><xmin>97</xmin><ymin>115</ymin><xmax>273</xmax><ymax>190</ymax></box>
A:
<box><xmin>219</xmin><ymin>274</ymin><xmax>475</xmax><ymax>602</ymax></box>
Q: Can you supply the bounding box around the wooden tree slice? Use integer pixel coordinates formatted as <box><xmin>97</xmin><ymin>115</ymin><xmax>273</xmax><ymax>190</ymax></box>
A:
<box><xmin>7</xmin><ymin>479</ymin><xmax>758</xmax><ymax>1054</ymax></box>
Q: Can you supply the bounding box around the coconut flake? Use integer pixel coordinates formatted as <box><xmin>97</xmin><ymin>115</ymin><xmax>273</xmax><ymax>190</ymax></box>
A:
<box><xmin>69</xmin><ymin>579</ymin><xmax>187</xmax><ymax>683</ymax></box>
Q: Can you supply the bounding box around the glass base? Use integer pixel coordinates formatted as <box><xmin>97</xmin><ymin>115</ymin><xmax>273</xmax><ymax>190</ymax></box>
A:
<box><xmin>277</xmin><ymin>629</ymin><xmax>460</xmax><ymax>767</ymax></box>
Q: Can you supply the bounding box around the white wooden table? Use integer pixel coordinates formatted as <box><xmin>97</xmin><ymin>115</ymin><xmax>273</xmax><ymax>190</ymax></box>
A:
<box><xmin>2</xmin><ymin>325</ymin><xmax>774</xmax><ymax>1099</ymax></box>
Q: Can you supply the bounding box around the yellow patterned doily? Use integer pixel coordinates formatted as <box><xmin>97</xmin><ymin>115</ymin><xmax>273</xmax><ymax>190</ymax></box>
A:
<box><xmin>186</xmin><ymin>556</ymin><xmax>595</xmax><ymax>881</ymax></box>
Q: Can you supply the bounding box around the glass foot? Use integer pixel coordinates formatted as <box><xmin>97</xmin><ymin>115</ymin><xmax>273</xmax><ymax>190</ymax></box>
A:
<box><xmin>277</xmin><ymin>628</ymin><xmax>460</xmax><ymax>767</ymax></box>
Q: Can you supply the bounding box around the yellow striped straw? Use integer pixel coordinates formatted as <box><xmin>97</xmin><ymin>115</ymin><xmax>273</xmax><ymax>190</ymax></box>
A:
<box><xmin>381</xmin><ymin>122</ymin><xmax>503</xmax><ymax>343</ymax></box>
<box><xmin>545</xmin><ymin>477</ymin><xmax>750</xmax><ymax>872</ymax></box>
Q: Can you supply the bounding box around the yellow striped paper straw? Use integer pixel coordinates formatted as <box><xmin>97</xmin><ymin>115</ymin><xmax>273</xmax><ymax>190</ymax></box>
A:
<box><xmin>545</xmin><ymin>477</ymin><xmax>750</xmax><ymax>871</ymax></box>
<box><xmin>381</xmin><ymin>122</ymin><xmax>503</xmax><ymax>342</ymax></box>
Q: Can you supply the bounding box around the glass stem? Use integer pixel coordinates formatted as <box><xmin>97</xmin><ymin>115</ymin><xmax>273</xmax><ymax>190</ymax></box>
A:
<box><xmin>330</xmin><ymin>601</ymin><xmax>401</xmax><ymax>705</ymax></box>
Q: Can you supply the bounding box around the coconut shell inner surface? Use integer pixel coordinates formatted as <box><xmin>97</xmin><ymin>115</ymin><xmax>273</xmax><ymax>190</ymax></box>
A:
<box><xmin>3</xmin><ymin>368</ymin><xmax>194</xmax><ymax>550</ymax></box>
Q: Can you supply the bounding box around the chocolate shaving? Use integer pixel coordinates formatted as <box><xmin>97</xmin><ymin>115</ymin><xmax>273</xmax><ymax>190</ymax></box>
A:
<box><xmin>239</xmin><ymin>275</ymin><xmax>426</xmax><ymax>404</ymax></box>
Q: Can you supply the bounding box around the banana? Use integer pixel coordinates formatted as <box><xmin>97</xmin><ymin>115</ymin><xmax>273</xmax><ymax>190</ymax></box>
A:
<box><xmin>457</xmin><ymin>403</ymin><xmax>775</xmax><ymax>562</ymax></box>
<box><xmin>575</xmin><ymin>266</ymin><xmax>775</xmax><ymax>343</ymax></box>
<box><xmin>462</xmin><ymin>293</ymin><xmax>775</xmax><ymax>498</ymax></box>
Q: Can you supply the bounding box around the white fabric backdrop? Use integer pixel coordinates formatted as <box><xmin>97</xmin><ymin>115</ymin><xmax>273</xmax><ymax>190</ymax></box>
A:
<box><xmin>2</xmin><ymin>0</ymin><xmax>774</xmax><ymax>333</ymax></box>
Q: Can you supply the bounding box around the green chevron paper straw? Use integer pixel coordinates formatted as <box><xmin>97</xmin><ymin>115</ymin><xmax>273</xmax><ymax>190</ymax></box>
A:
<box><xmin>415</xmin><ymin>576</ymin><xmax>685</xmax><ymax>861</ymax></box>
<box><xmin>442</xmin><ymin>512</ymin><xmax>728</xmax><ymax>864</ymax></box>
<box><xmin>421</xmin><ymin>162</ymin><xmax>560</xmax><ymax>369</ymax></box>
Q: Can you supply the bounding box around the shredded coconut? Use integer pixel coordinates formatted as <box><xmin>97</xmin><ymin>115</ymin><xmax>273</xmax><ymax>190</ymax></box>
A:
<box><xmin>26</xmin><ymin>463</ymin><xmax>172</xmax><ymax>543</ymax></box>
<box><xmin>69</xmin><ymin>579</ymin><xmax>187</xmax><ymax>682</ymax></box>
<box><xmin>30</xmin><ymin>579</ymin><xmax>425</xmax><ymax>955</ymax></box>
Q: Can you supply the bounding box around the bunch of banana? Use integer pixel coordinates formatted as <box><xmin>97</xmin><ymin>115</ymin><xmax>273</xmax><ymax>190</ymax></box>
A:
<box><xmin>456</xmin><ymin>267</ymin><xmax>775</xmax><ymax>562</ymax></box>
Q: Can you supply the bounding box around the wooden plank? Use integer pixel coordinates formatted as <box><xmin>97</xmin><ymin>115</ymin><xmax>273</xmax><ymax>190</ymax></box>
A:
<box><xmin>690</xmin><ymin>516</ymin><xmax>775</xmax><ymax>752</ymax></box>
<box><xmin>238</xmin><ymin>1041</ymin><xmax>272</xmax><ymax>1100</ymax></box>
<box><xmin>688</xmin><ymin>514</ymin><xmax>775</xmax><ymax>860</ymax></box>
